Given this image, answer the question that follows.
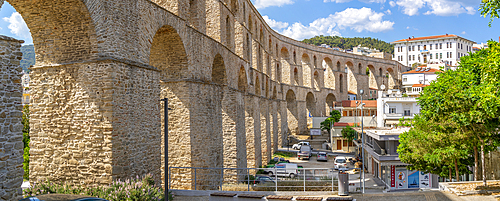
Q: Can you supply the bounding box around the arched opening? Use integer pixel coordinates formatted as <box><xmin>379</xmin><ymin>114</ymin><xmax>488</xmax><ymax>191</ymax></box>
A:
<box><xmin>246</xmin><ymin>33</ymin><xmax>251</xmax><ymax>60</ymax></box>
<box><xmin>276</xmin><ymin>63</ymin><xmax>281</xmax><ymax>82</ymax></box>
<box><xmin>212</xmin><ymin>54</ymin><xmax>227</xmax><ymax>85</ymax></box>
<box><xmin>259</xmin><ymin>28</ymin><xmax>264</xmax><ymax>44</ymax></box>
<box><xmin>266</xmin><ymin>54</ymin><xmax>270</xmax><ymax>75</ymax></box>
<box><xmin>346</xmin><ymin>62</ymin><xmax>357</xmax><ymax>95</ymax></box>
<box><xmin>313</xmin><ymin>71</ymin><xmax>320</xmax><ymax>91</ymax></box>
<box><xmin>255</xmin><ymin>74</ymin><xmax>261</xmax><ymax>95</ymax></box>
<box><xmin>238</xmin><ymin>66</ymin><xmax>248</xmax><ymax>92</ymax></box>
<box><xmin>302</xmin><ymin>53</ymin><xmax>312</xmax><ymax>88</ymax></box>
<box><xmin>306</xmin><ymin>92</ymin><xmax>316</xmax><ymax>129</ymax></box>
<box><xmin>275</xmin><ymin>44</ymin><xmax>278</xmax><ymax>57</ymax></box>
<box><xmin>313</xmin><ymin>55</ymin><xmax>317</xmax><ymax>68</ymax></box>
<box><xmin>293</xmin><ymin>68</ymin><xmax>299</xmax><ymax>85</ymax></box>
<box><xmin>324</xmin><ymin>57</ymin><xmax>335</xmax><ymax>89</ymax></box>
<box><xmin>379</xmin><ymin>68</ymin><xmax>383</xmax><ymax>77</ymax></box>
<box><xmin>280</xmin><ymin>47</ymin><xmax>291</xmax><ymax>84</ymax></box>
<box><xmin>269</xmin><ymin>39</ymin><xmax>272</xmax><ymax>51</ymax></box>
<box><xmin>387</xmin><ymin>68</ymin><xmax>396</xmax><ymax>89</ymax></box>
<box><xmin>225</xmin><ymin>16</ymin><xmax>231</xmax><ymax>48</ymax></box>
<box><xmin>339</xmin><ymin>74</ymin><xmax>344</xmax><ymax>93</ymax></box>
<box><xmin>257</xmin><ymin>45</ymin><xmax>262</xmax><ymax>71</ymax></box>
<box><xmin>286</xmin><ymin>90</ymin><xmax>298</xmax><ymax>135</ymax></box>
<box><xmin>337</xmin><ymin>61</ymin><xmax>341</xmax><ymax>71</ymax></box>
<box><xmin>293</xmin><ymin>51</ymin><xmax>297</xmax><ymax>64</ymax></box>
<box><xmin>367</xmin><ymin>65</ymin><xmax>378</xmax><ymax>90</ymax></box>
<box><xmin>358</xmin><ymin>63</ymin><xmax>362</xmax><ymax>74</ymax></box>
<box><xmin>325</xmin><ymin>93</ymin><xmax>337</xmax><ymax>115</ymax></box>
<box><xmin>248</xmin><ymin>15</ymin><xmax>253</xmax><ymax>33</ymax></box>
<box><xmin>150</xmin><ymin>25</ymin><xmax>191</xmax><ymax>188</ymax></box>
<box><xmin>265</xmin><ymin>77</ymin><xmax>269</xmax><ymax>98</ymax></box>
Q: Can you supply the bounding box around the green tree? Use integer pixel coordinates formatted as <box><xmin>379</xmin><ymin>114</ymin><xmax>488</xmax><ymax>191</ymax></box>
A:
<box><xmin>320</xmin><ymin>110</ymin><xmax>341</xmax><ymax>135</ymax></box>
<box><xmin>480</xmin><ymin>0</ymin><xmax>500</xmax><ymax>26</ymax></box>
<box><xmin>22</xmin><ymin>105</ymin><xmax>30</xmax><ymax>180</ymax></box>
<box><xmin>341</xmin><ymin>126</ymin><xmax>357</xmax><ymax>152</ymax></box>
<box><xmin>399</xmin><ymin>41</ymin><xmax>500</xmax><ymax>185</ymax></box>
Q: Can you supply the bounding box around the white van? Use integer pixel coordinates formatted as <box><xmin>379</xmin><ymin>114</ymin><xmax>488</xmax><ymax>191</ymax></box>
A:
<box><xmin>265</xmin><ymin>163</ymin><xmax>298</xmax><ymax>178</ymax></box>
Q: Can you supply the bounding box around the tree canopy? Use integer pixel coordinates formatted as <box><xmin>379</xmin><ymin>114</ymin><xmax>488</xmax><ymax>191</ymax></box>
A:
<box><xmin>398</xmin><ymin>41</ymin><xmax>500</xmax><ymax>184</ymax></box>
<box><xmin>320</xmin><ymin>110</ymin><xmax>341</xmax><ymax>134</ymax></box>
<box><xmin>480</xmin><ymin>0</ymin><xmax>500</xmax><ymax>26</ymax></box>
<box><xmin>302</xmin><ymin>35</ymin><xmax>394</xmax><ymax>54</ymax></box>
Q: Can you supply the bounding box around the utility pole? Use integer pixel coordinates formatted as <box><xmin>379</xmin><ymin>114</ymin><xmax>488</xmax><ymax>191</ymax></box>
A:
<box><xmin>360</xmin><ymin>89</ymin><xmax>365</xmax><ymax>194</ymax></box>
<box><xmin>160</xmin><ymin>98</ymin><xmax>171</xmax><ymax>201</ymax></box>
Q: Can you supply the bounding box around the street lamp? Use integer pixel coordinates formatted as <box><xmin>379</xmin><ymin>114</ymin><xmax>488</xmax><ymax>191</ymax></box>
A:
<box><xmin>359</xmin><ymin>89</ymin><xmax>366</xmax><ymax>194</ymax></box>
<box><xmin>160</xmin><ymin>98</ymin><xmax>172</xmax><ymax>201</ymax></box>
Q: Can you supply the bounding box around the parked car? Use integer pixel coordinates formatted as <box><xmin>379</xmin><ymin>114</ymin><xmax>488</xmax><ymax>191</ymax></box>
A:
<box><xmin>292</xmin><ymin>141</ymin><xmax>310</xmax><ymax>150</ymax></box>
<box><xmin>20</xmin><ymin>194</ymin><xmax>108</xmax><ymax>201</ymax></box>
<box><xmin>264</xmin><ymin>163</ymin><xmax>298</xmax><ymax>178</ymax></box>
<box><xmin>316</xmin><ymin>152</ymin><xmax>328</xmax><ymax>162</ymax></box>
<box><xmin>253</xmin><ymin>176</ymin><xmax>275</xmax><ymax>185</ymax></box>
<box><xmin>297</xmin><ymin>145</ymin><xmax>312</xmax><ymax>160</ymax></box>
<box><xmin>334</xmin><ymin>156</ymin><xmax>348</xmax><ymax>170</ymax></box>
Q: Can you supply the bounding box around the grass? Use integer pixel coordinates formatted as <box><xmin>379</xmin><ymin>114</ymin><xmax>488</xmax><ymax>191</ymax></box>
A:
<box><xmin>273</xmin><ymin>151</ymin><xmax>295</xmax><ymax>159</ymax></box>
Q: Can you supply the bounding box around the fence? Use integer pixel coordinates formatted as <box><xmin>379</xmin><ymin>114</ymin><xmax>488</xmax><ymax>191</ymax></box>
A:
<box><xmin>168</xmin><ymin>167</ymin><xmax>347</xmax><ymax>192</ymax></box>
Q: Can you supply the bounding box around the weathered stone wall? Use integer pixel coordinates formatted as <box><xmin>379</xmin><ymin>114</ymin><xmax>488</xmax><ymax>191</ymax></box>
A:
<box><xmin>0</xmin><ymin>35</ymin><xmax>24</xmax><ymax>201</ymax></box>
<box><xmin>3</xmin><ymin>0</ymin><xmax>407</xmax><ymax>195</ymax></box>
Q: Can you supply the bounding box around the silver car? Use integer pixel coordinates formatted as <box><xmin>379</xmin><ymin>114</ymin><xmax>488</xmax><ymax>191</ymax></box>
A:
<box><xmin>316</xmin><ymin>152</ymin><xmax>328</xmax><ymax>161</ymax></box>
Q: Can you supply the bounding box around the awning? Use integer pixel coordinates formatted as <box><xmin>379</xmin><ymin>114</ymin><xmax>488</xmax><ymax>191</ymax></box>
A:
<box><xmin>385</xmin><ymin>120</ymin><xmax>400</xmax><ymax>125</ymax></box>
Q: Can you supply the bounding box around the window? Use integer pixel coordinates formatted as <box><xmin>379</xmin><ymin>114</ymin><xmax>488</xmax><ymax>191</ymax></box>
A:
<box><xmin>440</xmin><ymin>53</ymin><xmax>442</xmax><ymax>59</ymax></box>
<box><xmin>446</xmin><ymin>42</ymin><xmax>449</xmax><ymax>48</ymax></box>
<box><xmin>446</xmin><ymin>52</ymin><xmax>449</xmax><ymax>58</ymax></box>
<box><xmin>440</xmin><ymin>43</ymin><xmax>442</xmax><ymax>49</ymax></box>
<box><xmin>418</xmin><ymin>55</ymin><xmax>420</xmax><ymax>62</ymax></box>
<box><xmin>412</xmin><ymin>45</ymin><xmax>415</xmax><ymax>51</ymax></box>
<box><xmin>389</xmin><ymin>108</ymin><xmax>396</xmax><ymax>114</ymax></box>
<box><xmin>404</xmin><ymin>110</ymin><xmax>411</xmax><ymax>116</ymax></box>
<box><xmin>403</xmin><ymin>77</ymin><xmax>407</xmax><ymax>82</ymax></box>
<box><xmin>436</xmin><ymin>53</ymin><xmax>438</xmax><ymax>59</ymax></box>
<box><xmin>409</xmin><ymin>55</ymin><xmax>411</xmax><ymax>61</ymax></box>
<box><xmin>430</xmin><ymin>54</ymin><xmax>432</xmax><ymax>59</ymax></box>
<box><xmin>430</xmin><ymin>44</ymin><xmax>432</xmax><ymax>50</ymax></box>
<box><xmin>418</xmin><ymin>45</ymin><xmax>420</xmax><ymax>51</ymax></box>
<box><xmin>413</xmin><ymin>55</ymin><xmax>415</xmax><ymax>60</ymax></box>
<box><xmin>424</xmin><ymin>45</ymin><xmax>426</xmax><ymax>50</ymax></box>
<box><xmin>345</xmin><ymin>67</ymin><xmax>348</xmax><ymax>73</ymax></box>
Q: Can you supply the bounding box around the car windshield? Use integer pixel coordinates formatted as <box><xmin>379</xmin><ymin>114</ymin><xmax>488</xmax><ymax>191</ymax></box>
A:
<box><xmin>336</xmin><ymin>159</ymin><xmax>346</xmax><ymax>163</ymax></box>
<box><xmin>300</xmin><ymin>146</ymin><xmax>310</xmax><ymax>152</ymax></box>
<box><xmin>319</xmin><ymin>154</ymin><xmax>326</xmax><ymax>157</ymax></box>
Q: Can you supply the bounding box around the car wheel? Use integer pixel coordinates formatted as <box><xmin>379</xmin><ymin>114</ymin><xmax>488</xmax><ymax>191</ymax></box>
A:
<box><xmin>268</xmin><ymin>172</ymin><xmax>273</xmax><ymax>177</ymax></box>
<box><xmin>289</xmin><ymin>173</ymin><xmax>295</xmax><ymax>179</ymax></box>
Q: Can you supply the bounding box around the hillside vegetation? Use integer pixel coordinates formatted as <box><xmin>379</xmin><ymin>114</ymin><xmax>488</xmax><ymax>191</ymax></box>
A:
<box><xmin>20</xmin><ymin>44</ymin><xmax>35</xmax><ymax>72</ymax></box>
<box><xmin>302</xmin><ymin>35</ymin><xmax>394</xmax><ymax>54</ymax></box>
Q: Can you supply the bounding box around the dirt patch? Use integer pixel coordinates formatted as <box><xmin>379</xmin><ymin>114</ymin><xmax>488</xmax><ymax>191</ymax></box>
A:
<box><xmin>451</xmin><ymin>181</ymin><xmax>500</xmax><ymax>191</ymax></box>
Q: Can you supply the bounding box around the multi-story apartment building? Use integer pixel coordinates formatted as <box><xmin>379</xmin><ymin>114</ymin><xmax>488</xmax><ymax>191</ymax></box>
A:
<box><xmin>391</xmin><ymin>34</ymin><xmax>475</xmax><ymax>67</ymax></box>
<box><xmin>401</xmin><ymin>66</ymin><xmax>442</xmax><ymax>97</ymax></box>
<box><xmin>376</xmin><ymin>90</ymin><xmax>419</xmax><ymax>127</ymax></box>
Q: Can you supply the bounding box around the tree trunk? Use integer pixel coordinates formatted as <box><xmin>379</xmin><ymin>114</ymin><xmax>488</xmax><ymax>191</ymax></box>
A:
<box><xmin>455</xmin><ymin>159</ymin><xmax>460</xmax><ymax>182</ymax></box>
<box><xmin>481</xmin><ymin>143</ymin><xmax>487</xmax><ymax>186</ymax></box>
<box><xmin>474</xmin><ymin>146</ymin><xmax>479</xmax><ymax>181</ymax></box>
<box><xmin>490</xmin><ymin>151</ymin><xmax>495</xmax><ymax>180</ymax></box>
<box><xmin>449</xmin><ymin>167</ymin><xmax>452</xmax><ymax>182</ymax></box>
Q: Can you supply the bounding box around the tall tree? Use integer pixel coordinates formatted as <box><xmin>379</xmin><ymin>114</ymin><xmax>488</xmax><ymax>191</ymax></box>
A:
<box><xmin>480</xmin><ymin>0</ymin><xmax>500</xmax><ymax>26</ymax></box>
<box><xmin>399</xmin><ymin>41</ymin><xmax>500</xmax><ymax>185</ymax></box>
<box><xmin>341</xmin><ymin>126</ymin><xmax>357</xmax><ymax>152</ymax></box>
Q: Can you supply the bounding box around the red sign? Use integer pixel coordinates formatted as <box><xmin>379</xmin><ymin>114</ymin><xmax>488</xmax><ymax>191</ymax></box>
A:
<box><xmin>391</xmin><ymin>165</ymin><xmax>396</xmax><ymax>188</ymax></box>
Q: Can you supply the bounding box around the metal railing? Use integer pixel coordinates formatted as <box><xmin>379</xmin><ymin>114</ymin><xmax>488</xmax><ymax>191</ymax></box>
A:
<box><xmin>168</xmin><ymin>167</ymin><xmax>349</xmax><ymax>192</ymax></box>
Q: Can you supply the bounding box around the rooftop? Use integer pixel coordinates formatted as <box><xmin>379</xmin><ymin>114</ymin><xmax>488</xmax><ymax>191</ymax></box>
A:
<box><xmin>402</xmin><ymin>68</ymin><xmax>442</xmax><ymax>74</ymax></box>
<box><xmin>342</xmin><ymin>100</ymin><xmax>377</xmax><ymax>108</ymax></box>
<box><xmin>391</xmin><ymin>34</ymin><xmax>475</xmax><ymax>44</ymax></box>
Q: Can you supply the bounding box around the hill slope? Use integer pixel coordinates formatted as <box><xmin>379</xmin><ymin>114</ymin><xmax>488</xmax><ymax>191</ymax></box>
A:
<box><xmin>20</xmin><ymin>44</ymin><xmax>35</xmax><ymax>72</ymax></box>
<box><xmin>302</xmin><ymin>35</ymin><xmax>394</xmax><ymax>54</ymax></box>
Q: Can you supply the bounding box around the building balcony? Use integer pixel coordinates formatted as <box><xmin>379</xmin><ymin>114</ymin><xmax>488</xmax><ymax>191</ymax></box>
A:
<box><xmin>365</xmin><ymin>143</ymin><xmax>400</xmax><ymax>161</ymax></box>
<box><xmin>384</xmin><ymin>113</ymin><xmax>415</xmax><ymax>119</ymax></box>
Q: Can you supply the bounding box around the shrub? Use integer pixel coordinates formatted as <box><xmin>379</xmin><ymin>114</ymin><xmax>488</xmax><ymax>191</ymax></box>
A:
<box><xmin>23</xmin><ymin>175</ymin><xmax>172</xmax><ymax>201</ymax></box>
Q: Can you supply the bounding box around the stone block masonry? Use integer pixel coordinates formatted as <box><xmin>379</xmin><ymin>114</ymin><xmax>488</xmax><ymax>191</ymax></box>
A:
<box><xmin>0</xmin><ymin>0</ymin><xmax>407</xmax><ymax>198</ymax></box>
<box><xmin>0</xmin><ymin>35</ymin><xmax>24</xmax><ymax>201</ymax></box>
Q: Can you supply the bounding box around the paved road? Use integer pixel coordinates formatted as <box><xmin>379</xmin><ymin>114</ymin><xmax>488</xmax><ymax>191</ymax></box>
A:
<box><xmin>352</xmin><ymin>191</ymin><xmax>497</xmax><ymax>201</ymax></box>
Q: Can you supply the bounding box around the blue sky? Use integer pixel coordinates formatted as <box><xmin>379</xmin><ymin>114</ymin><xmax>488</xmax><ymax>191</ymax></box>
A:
<box><xmin>253</xmin><ymin>0</ymin><xmax>500</xmax><ymax>44</ymax></box>
<box><xmin>0</xmin><ymin>1</ymin><xmax>498</xmax><ymax>46</ymax></box>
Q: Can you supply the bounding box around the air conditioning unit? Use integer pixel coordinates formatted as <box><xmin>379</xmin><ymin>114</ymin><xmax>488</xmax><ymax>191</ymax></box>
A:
<box><xmin>381</xmin><ymin>149</ymin><xmax>386</xmax><ymax>155</ymax></box>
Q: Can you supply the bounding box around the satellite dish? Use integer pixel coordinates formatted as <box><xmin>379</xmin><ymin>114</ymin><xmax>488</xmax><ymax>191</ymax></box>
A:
<box><xmin>387</xmin><ymin>89</ymin><xmax>393</xmax><ymax>94</ymax></box>
<box><xmin>380</xmin><ymin>85</ymin><xmax>386</xmax><ymax>90</ymax></box>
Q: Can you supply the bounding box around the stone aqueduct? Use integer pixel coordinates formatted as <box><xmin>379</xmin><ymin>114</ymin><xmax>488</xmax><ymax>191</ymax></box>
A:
<box><xmin>0</xmin><ymin>0</ymin><xmax>405</xmax><ymax>199</ymax></box>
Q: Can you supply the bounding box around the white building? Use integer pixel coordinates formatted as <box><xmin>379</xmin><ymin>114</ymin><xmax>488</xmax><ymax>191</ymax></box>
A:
<box><xmin>21</xmin><ymin>71</ymin><xmax>30</xmax><ymax>88</ymax></box>
<box><xmin>391</xmin><ymin>34</ymin><xmax>475</xmax><ymax>67</ymax></box>
<box><xmin>376</xmin><ymin>90</ymin><xmax>420</xmax><ymax>127</ymax></box>
<box><xmin>401</xmin><ymin>67</ymin><xmax>441</xmax><ymax>97</ymax></box>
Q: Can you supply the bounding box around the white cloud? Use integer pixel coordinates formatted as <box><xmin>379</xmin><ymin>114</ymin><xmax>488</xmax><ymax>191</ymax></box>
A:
<box><xmin>263</xmin><ymin>16</ymin><xmax>289</xmax><ymax>30</ymax></box>
<box><xmin>3</xmin><ymin>12</ymin><xmax>30</xmax><ymax>39</ymax></box>
<box><xmin>389</xmin><ymin>1</ymin><xmax>396</xmax><ymax>7</ymax></box>
<box><xmin>461</xmin><ymin>31</ymin><xmax>466</xmax><ymax>35</ymax></box>
<box><xmin>360</xmin><ymin>0</ymin><xmax>386</xmax><ymax>3</ymax></box>
<box><xmin>274</xmin><ymin>7</ymin><xmax>393</xmax><ymax>40</ymax></box>
<box><xmin>385</xmin><ymin>9</ymin><xmax>392</xmax><ymax>15</ymax></box>
<box><xmin>394</xmin><ymin>0</ymin><xmax>477</xmax><ymax>16</ymax></box>
<box><xmin>254</xmin><ymin>0</ymin><xmax>294</xmax><ymax>9</ymax></box>
<box><xmin>406</xmin><ymin>26</ymin><xmax>410</xmax><ymax>29</ymax></box>
<box><xmin>324</xmin><ymin>0</ymin><xmax>385</xmax><ymax>3</ymax></box>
